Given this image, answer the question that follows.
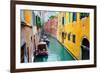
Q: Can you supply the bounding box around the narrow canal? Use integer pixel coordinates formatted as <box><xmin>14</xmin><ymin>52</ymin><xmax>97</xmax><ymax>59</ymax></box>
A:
<box><xmin>34</xmin><ymin>35</ymin><xmax>75</xmax><ymax>62</ymax></box>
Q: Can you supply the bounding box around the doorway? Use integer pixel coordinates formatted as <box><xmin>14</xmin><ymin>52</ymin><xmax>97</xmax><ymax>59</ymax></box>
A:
<box><xmin>81</xmin><ymin>37</ymin><xmax>90</xmax><ymax>60</ymax></box>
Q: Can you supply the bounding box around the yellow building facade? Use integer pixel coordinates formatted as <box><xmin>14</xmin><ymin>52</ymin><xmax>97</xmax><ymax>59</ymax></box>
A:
<box><xmin>57</xmin><ymin>12</ymin><xmax>90</xmax><ymax>60</ymax></box>
<box><xmin>23</xmin><ymin>10</ymin><xmax>32</xmax><ymax>26</ymax></box>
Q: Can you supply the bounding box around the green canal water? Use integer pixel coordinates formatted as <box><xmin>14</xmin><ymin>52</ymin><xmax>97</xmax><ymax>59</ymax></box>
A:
<box><xmin>34</xmin><ymin>35</ymin><xmax>75</xmax><ymax>62</ymax></box>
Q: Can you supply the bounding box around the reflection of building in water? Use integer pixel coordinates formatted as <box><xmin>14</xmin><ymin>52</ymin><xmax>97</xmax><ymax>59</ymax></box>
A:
<box><xmin>57</xmin><ymin>12</ymin><xmax>90</xmax><ymax>60</ymax></box>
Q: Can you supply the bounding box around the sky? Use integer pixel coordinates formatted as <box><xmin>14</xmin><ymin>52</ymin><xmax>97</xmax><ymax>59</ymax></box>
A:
<box><xmin>44</xmin><ymin>11</ymin><xmax>59</xmax><ymax>22</ymax></box>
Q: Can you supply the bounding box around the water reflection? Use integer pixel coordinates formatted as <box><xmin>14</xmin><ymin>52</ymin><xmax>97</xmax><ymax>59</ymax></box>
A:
<box><xmin>34</xmin><ymin>55</ymin><xmax>48</xmax><ymax>62</ymax></box>
<box><xmin>34</xmin><ymin>35</ymin><xmax>75</xmax><ymax>62</ymax></box>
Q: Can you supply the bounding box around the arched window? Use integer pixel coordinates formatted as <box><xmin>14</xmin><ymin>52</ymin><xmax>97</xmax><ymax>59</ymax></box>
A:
<box><xmin>81</xmin><ymin>38</ymin><xmax>90</xmax><ymax>60</ymax></box>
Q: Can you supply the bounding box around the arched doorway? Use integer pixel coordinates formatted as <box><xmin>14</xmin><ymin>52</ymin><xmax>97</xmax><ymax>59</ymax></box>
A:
<box><xmin>81</xmin><ymin>37</ymin><xmax>90</xmax><ymax>60</ymax></box>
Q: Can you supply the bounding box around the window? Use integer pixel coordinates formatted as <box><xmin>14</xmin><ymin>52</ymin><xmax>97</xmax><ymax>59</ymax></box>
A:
<box><xmin>68</xmin><ymin>12</ymin><xmax>70</xmax><ymax>24</ymax></box>
<box><xmin>36</xmin><ymin>15</ymin><xmax>40</xmax><ymax>24</ymax></box>
<box><xmin>72</xmin><ymin>34</ymin><xmax>76</xmax><ymax>43</ymax></box>
<box><xmin>68</xmin><ymin>33</ymin><xmax>70</xmax><ymax>41</ymax></box>
<box><xmin>62</xmin><ymin>32</ymin><xmax>66</xmax><ymax>39</ymax></box>
<box><xmin>62</xmin><ymin>17</ymin><xmax>64</xmax><ymax>25</ymax></box>
<box><xmin>80</xmin><ymin>13</ymin><xmax>89</xmax><ymax>19</ymax></box>
<box><xmin>36</xmin><ymin>15</ymin><xmax>41</xmax><ymax>28</ymax></box>
<box><xmin>72</xmin><ymin>12</ymin><xmax>77</xmax><ymax>22</ymax></box>
<box><xmin>20</xmin><ymin>10</ymin><xmax>24</xmax><ymax>22</ymax></box>
<box><xmin>36</xmin><ymin>16</ymin><xmax>38</xmax><ymax>24</ymax></box>
<box><xmin>32</xmin><ymin>12</ymin><xmax>35</xmax><ymax>25</ymax></box>
<box><xmin>62</xmin><ymin>16</ymin><xmax>66</xmax><ymax>25</ymax></box>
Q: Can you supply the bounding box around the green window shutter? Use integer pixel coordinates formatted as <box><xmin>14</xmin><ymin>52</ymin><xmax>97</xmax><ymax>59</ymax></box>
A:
<box><xmin>68</xmin><ymin>12</ymin><xmax>70</xmax><ymax>24</ymax></box>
